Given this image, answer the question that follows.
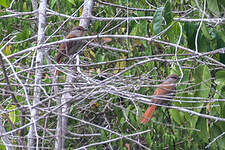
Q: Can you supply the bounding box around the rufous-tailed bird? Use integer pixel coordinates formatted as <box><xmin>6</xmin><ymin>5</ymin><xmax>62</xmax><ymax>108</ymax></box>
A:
<box><xmin>140</xmin><ymin>74</ymin><xmax>179</xmax><ymax>124</ymax></box>
<box><xmin>55</xmin><ymin>26</ymin><xmax>87</xmax><ymax>64</ymax></box>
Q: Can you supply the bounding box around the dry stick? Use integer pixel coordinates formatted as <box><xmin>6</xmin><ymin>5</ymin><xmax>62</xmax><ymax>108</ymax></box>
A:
<box><xmin>105</xmin><ymin>85</ymin><xmax>225</xmax><ymax>122</ymax></box>
<box><xmin>0</xmin><ymin>117</ymin><xmax>14</xmax><ymax>150</ymax></box>
<box><xmin>2</xmin><ymin>50</ymin><xmax>224</xmax><ymax>84</ymax></box>
<box><xmin>46</xmin><ymin>8</ymin><xmax>225</xmax><ymax>24</ymax></box>
<box><xmin>6</xmin><ymin>35</ymin><xmax>225</xmax><ymax>69</ymax></box>
<box><xmin>1</xmin><ymin>8</ymin><xmax>224</xmax><ymax>24</ymax></box>
<box><xmin>96</xmin><ymin>0</ymin><xmax>194</xmax><ymax>14</ymax></box>
<box><xmin>75</xmin><ymin>129</ymin><xmax>152</xmax><ymax>150</ymax></box>
<box><xmin>44</xmin><ymin>110</ymin><xmax>151</xmax><ymax>150</ymax></box>
<box><xmin>0</xmin><ymin>53</ymin><xmax>25</xmax><ymax>147</ymax></box>
<box><xmin>27</xmin><ymin>0</ymin><xmax>47</xmax><ymax>148</ymax></box>
<box><xmin>54</xmin><ymin>0</ymin><xmax>94</xmax><ymax>149</ymax></box>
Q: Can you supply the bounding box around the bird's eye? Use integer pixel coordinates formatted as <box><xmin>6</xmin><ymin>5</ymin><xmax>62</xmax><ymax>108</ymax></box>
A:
<box><xmin>171</xmin><ymin>76</ymin><xmax>178</xmax><ymax>79</ymax></box>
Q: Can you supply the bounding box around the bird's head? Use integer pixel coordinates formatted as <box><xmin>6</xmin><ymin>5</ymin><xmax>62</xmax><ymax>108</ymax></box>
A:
<box><xmin>165</xmin><ymin>74</ymin><xmax>180</xmax><ymax>83</ymax></box>
<box><xmin>70</xmin><ymin>26</ymin><xmax>87</xmax><ymax>36</ymax></box>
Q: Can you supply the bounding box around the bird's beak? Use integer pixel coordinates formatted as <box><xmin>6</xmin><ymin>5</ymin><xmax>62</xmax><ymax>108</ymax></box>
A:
<box><xmin>83</xmin><ymin>28</ymin><xmax>88</xmax><ymax>31</ymax></box>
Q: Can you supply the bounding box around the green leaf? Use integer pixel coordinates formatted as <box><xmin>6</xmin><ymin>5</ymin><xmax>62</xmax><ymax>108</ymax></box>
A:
<box><xmin>215</xmin><ymin>30</ymin><xmax>225</xmax><ymax>64</ymax></box>
<box><xmin>215</xmin><ymin>70</ymin><xmax>225</xmax><ymax>85</ymax></box>
<box><xmin>16</xmin><ymin>27</ymin><xmax>31</xmax><ymax>41</ymax></box>
<box><xmin>178</xmin><ymin>70</ymin><xmax>190</xmax><ymax>90</ymax></box>
<box><xmin>213</xmin><ymin>72</ymin><xmax>225</xmax><ymax>115</ymax></box>
<box><xmin>216</xmin><ymin>26</ymin><xmax>225</xmax><ymax>43</ymax></box>
<box><xmin>111</xmin><ymin>134</ymin><xmax>117</xmax><ymax>148</ymax></box>
<box><xmin>68</xmin><ymin>0</ymin><xmax>75</xmax><ymax>6</ymax></box>
<box><xmin>120</xmin><ymin>117</ymin><xmax>125</xmax><ymax>124</ymax></box>
<box><xmin>119</xmin><ymin>139</ymin><xmax>123</xmax><ymax>149</ymax></box>
<box><xmin>9</xmin><ymin>105</ymin><xmax>16</xmax><ymax>124</ymax></box>
<box><xmin>210</xmin><ymin>124</ymin><xmax>225</xmax><ymax>149</ymax></box>
<box><xmin>183</xmin><ymin>65</ymin><xmax>211</xmax><ymax>129</ymax></box>
<box><xmin>186</xmin><ymin>114</ymin><xmax>199</xmax><ymax>129</ymax></box>
<box><xmin>3</xmin><ymin>45</ymin><xmax>11</xmax><ymax>55</ymax></box>
<box><xmin>164</xmin><ymin>0</ymin><xmax>173</xmax><ymax>25</ymax></box>
<box><xmin>166</xmin><ymin>22</ymin><xmax>179</xmax><ymax>43</ymax></box>
<box><xmin>201</xmin><ymin>24</ymin><xmax>213</xmax><ymax>40</ymax></box>
<box><xmin>146</xmin><ymin>132</ymin><xmax>152</xmax><ymax>147</ymax></box>
<box><xmin>153</xmin><ymin>7</ymin><xmax>164</xmax><ymax>35</ymax></box>
<box><xmin>126</xmin><ymin>105</ymin><xmax>131</xmax><ymax>116</ymax></box>
<box><xmin>218</xmin><ymin>86</ymin><xmax>225</xmax><ymax>118</ymax></box>
<box><xmin>196</xmin><ymin>116</ymin><xmax>209</xmax><ymax>143</ymax></box>
<box><xmin>0</xmin><ymin>0</ymin><xmax>10</xmax><ymax>8</ymax></box>
<box><xmin>198</xmin><ymin>32</ymin><xmax>211</xmax><ymax>52</ymax></box>
<box><xmin>101</xmin><ymin>130</ymin><xmax>107</xmax><ymax>141</ymax></box>
<box><xmin>193</xmin><ymin>65</ymin><xmax>211</xmax><ymax>98</ymax></box>
<box><xmin>23</xmin><ymin>2</ymin><xmax>27</xmax><ymax>11</ymax></box>
<box><xmin>0</xmin><ymin>144</ymin><xmax>6</xmax><ymax>150</ymax></box>
<box><xmin>184</xmin><ymin>22</ymin><xmax>198</xmax><ymax>50</ymax></box>
<box><xmin>50</xmin><ymin>0</ymin><xmax>57</xmax><ymax>9</ymax></box>
<box><xmin>169</xmin><ymin>109</ymin><xmax>184</xmax><ymax>125</ymax></box>
<box><xmin>207</xmin><ymin>0</ymin><xmax>220</xmax><ymax>16</ymax></box>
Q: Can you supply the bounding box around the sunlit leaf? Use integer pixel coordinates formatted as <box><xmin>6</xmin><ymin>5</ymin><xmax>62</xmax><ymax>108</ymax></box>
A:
<box><xmin>0</xmin><ymin>0</ymin><xmax>10</xmax><ymax>8</ymax></box>
<box><xmin>50</xmin><ymin>0</ymin><xmax>57</xmax><ymax>9</ymax></box>
<box><xmin>9</xmin><ymin>105</ymin><xmax>16</xmax><ymax>124</ymax></box>
<box><xmin>4</xmin><ymin>45</ymin><xmax>11</xmax><ymax>55</ymax></box>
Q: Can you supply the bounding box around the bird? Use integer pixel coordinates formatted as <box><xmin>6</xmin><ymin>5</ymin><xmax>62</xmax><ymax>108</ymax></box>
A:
<box><xmin>55</xmin><ymin>26</ymin><xmax>87</xmax><ymax>64</ymax></box>
<box><xmin>140</xmin><ymin>74</ymin><xmax>179</xmax><ymax>124</ymax></box>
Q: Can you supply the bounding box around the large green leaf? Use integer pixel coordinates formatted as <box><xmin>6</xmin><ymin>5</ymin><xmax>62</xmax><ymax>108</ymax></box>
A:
<box><xmin>212</xmin><ymin>71</ymin><xmax>225</xmax><ymax>121</ymax></box>
<box><xmin>215</xmin><ymin>29</ymin><xmax>225</xmax><ymax>64</ymax></box>
<box><xmin>169</xmin><ymin>109</ymin><xmax>184</xmax><ymax>125</ymax></box>
<box><xmin>184</xmin><ymin>65</ymin><xmax>211</xmax><ymax>129</ymax></box>
<box><xmin>164</xmin><ymin>0</ymin><xmax>173</xmax><ymax>25</ymax></box>
<box><xmin>198</xmin><ymin>32</ymin><xmax>211</xmax><ymax>52</ymax></box>
<box><xmin>201</xmin><ymin>24</ymin><xmax>213</xmax><ymax>41</ymax></box>
<box><xmin>50</xmin><ymin>0</ymin><xmax>57</xmax><ymax>9</ymax></box>
<box><xmin>215</xmin><ymin>70</ymin><xmax>225</xmax><ymax>85</ymax></box>
<box><xmin>196</xmin><ymin>113</ymin><xmax>209</xmax><ymax>143</ymax></box>
<box><xmin>210</xmin><ymin>124</ymin><xmax>225</xmax><ymax>149</ymax></box>
<box><xmin>193</xmin><ymin>65</ymin><xmax>211</xmax><ymax>98</ymax></box>
<box><xmin>166</xmin><ymin>22</ymin><xmax>179</xmax><ymax>43</ymax></box>
<box><xmin>153</xmin><ymin>7</ymin><xmax>164</xmax><ymax>35</ymax></box>
<box><xmin>207</xmin><ymin>0</ymin><xmax>220</xmax><ymax>16</ymax></box>
<box><xmin>0</xmin><ymin>0</ymin><xmax>10</xmax><ymax>8</ymax></box>
<box><xmin>184</xmin><ymin>22</ymin><xmax>198</xmax><ymax>50</ymax></box>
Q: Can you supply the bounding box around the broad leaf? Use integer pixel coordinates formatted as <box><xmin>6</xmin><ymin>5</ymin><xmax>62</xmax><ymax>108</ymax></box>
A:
<box><xmin>153</xmin><ymin>7</ymin><xmax>164</xmax><ymax>35</ymax></box>
<box><xmin>164</xmin><ymin>0</ymin><xmax>173</xmax><ymax>25</ymax></box>
<box><xmin>0</xmin><ymin>0</ymin><xmax>10</xmax><ymax>8</ymax></box>
<box><xmin>207</xmin><ymin>0</ymin><xmax>220</xmax><ymax>16</ymax></box>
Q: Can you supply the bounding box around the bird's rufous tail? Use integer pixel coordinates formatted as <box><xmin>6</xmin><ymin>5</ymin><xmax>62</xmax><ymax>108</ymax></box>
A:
<box><xmin>56</xmin><ymin>54</ymin><xmax>62</xmax><ymax>64</ymax></box>
<box><xmin>140</xmin><ymin>105</ymin><xmax>157</xmax><ymax>124</ymax></box>
<box><xmin>55</xmin><ymin>55</ymin><xmax>63</xmax><ymax>76</ymax></box>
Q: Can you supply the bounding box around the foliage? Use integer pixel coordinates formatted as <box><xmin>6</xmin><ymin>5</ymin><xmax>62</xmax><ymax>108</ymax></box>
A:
<box><xmin>0</xmin><ymin>0</ymin><xmax>225</xmax><ymax>149</ymax></box>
